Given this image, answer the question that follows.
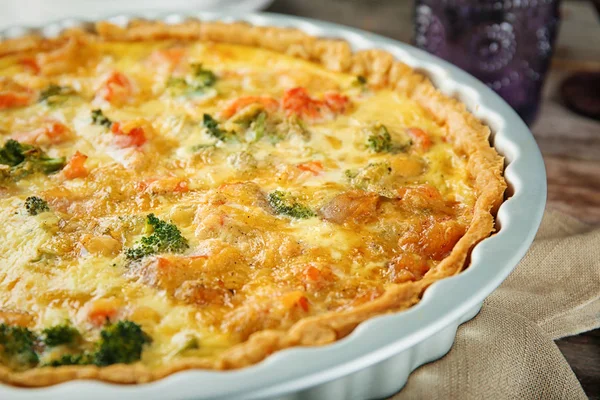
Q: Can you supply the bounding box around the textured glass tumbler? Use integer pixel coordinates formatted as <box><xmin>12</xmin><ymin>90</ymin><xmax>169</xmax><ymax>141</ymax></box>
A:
<box><xmin>414</xmin><ymin>0</ymin><xmax>561</xmax><ymax>125</ymax></box>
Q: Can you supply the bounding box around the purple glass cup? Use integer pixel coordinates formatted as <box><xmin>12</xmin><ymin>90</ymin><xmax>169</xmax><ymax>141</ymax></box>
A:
<box><xmin>414</xmin><ymin>0</ymin><xmax>561</xmax><ymax>125</ymax></box>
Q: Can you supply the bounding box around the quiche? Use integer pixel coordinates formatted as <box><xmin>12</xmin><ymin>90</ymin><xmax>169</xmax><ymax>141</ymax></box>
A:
<box><xmin>0</xmin><ymin>20</ymin><xmax>506</xmax><ymax>386</ymax></box>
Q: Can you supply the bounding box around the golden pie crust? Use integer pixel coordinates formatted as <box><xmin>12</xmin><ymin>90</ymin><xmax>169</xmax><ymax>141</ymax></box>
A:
<box><xmin>0</xmin><ymin>19</ymin><xmax>506</xmax><ymax>386</ymax></box>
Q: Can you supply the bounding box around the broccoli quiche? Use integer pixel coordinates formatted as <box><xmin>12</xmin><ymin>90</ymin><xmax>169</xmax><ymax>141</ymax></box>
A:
<box><xmin>0</xmin><ymin>20</ymin><xmax>505</xmax><ymax>386</ymax></box>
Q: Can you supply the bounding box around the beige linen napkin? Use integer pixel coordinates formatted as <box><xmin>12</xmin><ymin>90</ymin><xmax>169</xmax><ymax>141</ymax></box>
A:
<box><xmin>392</xmin><ymin>211</ymin><xmax>600</xmax><ymax>400</ymax></box>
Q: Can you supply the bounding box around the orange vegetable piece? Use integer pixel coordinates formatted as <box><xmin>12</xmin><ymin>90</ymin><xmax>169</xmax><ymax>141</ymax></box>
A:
<box><xmin>111</xmin><ymin>121</ymin><xmax>147</xmax><ymax>148</ymax></box>
<box><xmin>406</xmin><ymin>127</ymin><xmax>433</xmax><ymax>151</ymax></box>
<box><xmin>0</xmin><ymin>92</ymin><xmax>32</xmax><ymax>110</ymax></box>
<box><xmin>12</xmin><ymin>120</ymin><xmax>72</xmax><ymax>145</ymax></box>
<box><xmin>88</xmin><ymin>298</ymin><xmax>121</xmax><ymax>326</ymax></box>
<box><xmin>220</xmin><ymin>96</ymin><xmax>279</xmax><ymax>119</ymax></box>
<box><xmin>323</xmin><ymin>92</ymin><xmax>350</xmax><ymax>113</ymax></box>
<box><xmin>19</xmin><ymin>57</ymin><xmax>40</xmax><ymax>74</ymax></box>
<box><xmin>282</xmin><ymin>87</ymin><xmax>322</xmax><ymax>119</ymax></box>
<box><xmin>281</xmin><ymin>291</ymin><xmax>310</xmax><ymax>312</ymax></box>
<box><xmin>296</xmin><ymin>160</ymin><xmax>323</xmax><ymax>175</ymax></box>
<box><xmin>282</xmin><ymin>87</ymin><xmax>349</xmax><ymax>120</ymax></box>
<box><xmin>99</xmin><ymin>71</ymin><xmax>133</xmax><ymax>105</ymax></box>
<box><xmin>63</xmin><ymin>151</ymin><xmax>88</xmax><ymax>179</ymax></box>
<box><xmin>303</xmin><ymin>265</ymin><xmax>322</xmax><ymax>281</ymax></box>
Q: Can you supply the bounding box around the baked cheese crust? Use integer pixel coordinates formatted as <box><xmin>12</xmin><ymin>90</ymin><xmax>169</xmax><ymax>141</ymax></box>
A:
<box><xmin>0</xmin><ymin>20</ymin><xmax>506</xmax><ymax>386</ymax></box>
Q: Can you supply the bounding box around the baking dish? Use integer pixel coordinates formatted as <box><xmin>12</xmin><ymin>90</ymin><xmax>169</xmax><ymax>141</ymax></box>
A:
<box><xmin>0</xmin><ymin>11</ymin><xmax>546</xmax><ymax>400</ymax></box>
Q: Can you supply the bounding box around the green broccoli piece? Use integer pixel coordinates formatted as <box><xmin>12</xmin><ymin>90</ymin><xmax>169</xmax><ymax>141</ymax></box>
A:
<box><xmin>366</xmin><ymin>124</ymin><xmax>392</xmax><ymax>153</ymax></box>
<box><xmin>345</xmin><ymin>162</ymin><xmax>398</xmax><ymax>198</ymax></box>
<box><xmin>42</xmin><ymin>324</ymin><xmax>80</xmax><ymax>347</ymax></box>
<box><xmin>0</xmin><ymin>324</ymin><xmax>39</xmax><ymax>369</ymax></box>
<box><xmin>39</xmin><ymin>84</ymin><xmax>74</xmax><ymax>106</ymax></box>
<box><xmin>93</xmin><ymin>320</ymin><xmax>151</xmax><ymax>366</ymax></box>
<box><xmin>203</xmin><ymin>113</ymin><xmax>234</xmax><ymax>142</ymax></box>
<box><xmin>25</xmin><ymin>196</ymin><xmax>50</xmax><ymax>215</ymax></box>
<box><xmin>0</xmin><ymin>139</ymin><xmax>66</xmax><ymax>181</ymax></box>
<box><xmin>45</xmin><ymin>352</ymin><xmax>93</xmax><ymax>367</ymax></box>
<box><xmin>126</xmin><ymin>213</ymin><xmax>189</xmax><ymax>260</ymax></box>
<box><xmin>190</xmin><ymin>63</ymin><xmax>217</xmax><ymax>88</ymax></box>
<box><xmin>267</xmin><ymin>190</ymin><xmax>316</xmax><ymax>219</ymax></box>
<box><xmin>91</xmin><ymin>109</ymin><xmax>113</xmax><ymax>128</ymax></box>
<box><xmin>167</xmin><ymin>64</ymin><xmax>216</xmax><ymax>96</ymax></box>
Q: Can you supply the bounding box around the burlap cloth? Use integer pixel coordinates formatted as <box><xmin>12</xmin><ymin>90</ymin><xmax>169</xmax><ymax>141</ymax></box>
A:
<box><xmin>392</xmin><ymin>211</ymin><xmax>600</xmax><ymax>400</ymax></box>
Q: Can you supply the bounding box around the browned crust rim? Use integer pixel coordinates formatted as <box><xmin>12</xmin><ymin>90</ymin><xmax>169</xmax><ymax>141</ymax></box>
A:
<box><xmin>0</xmin><ymin>19</ymin><xmax>507</xmax><ymax>387</ymax></box>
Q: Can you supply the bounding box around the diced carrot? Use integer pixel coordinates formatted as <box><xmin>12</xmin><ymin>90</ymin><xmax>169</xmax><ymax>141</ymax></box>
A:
<box><xmin>88</xmin><ymin>298</ymin><xmax>121</xmax><ymax>326</ymax></box>
<box><xmin>99</xmin><ymin>71</ymin><xmax>134</xmax><ymax>105</ymax></box>
<box><xmin>220</xmin><ymin>96</ymin><xmax>279</xmax><ymax>119</ymax></box>
<box><xmin>111</xmin><ymin>121</ymin><xmax>147</xmax><ymax>148</ymax></box>
<box><xmin>19</xmin><ymin>57</ymin><xmax>40</xmax><ymax>74</ymax></box>
<box><xmin>63</xmin><ymin>151</ymin><xmax>88</xmax><ymax>179</ymax></box>
<box><xmin>296</xmin><ymin>160</ymin><xmax>323</xmax><ymax>175</ymax></box>
<box><xmin>0</xmin><ymin>92</ymin><xmax>32</xmax><ymax>109</ymax></box>
<box><xmin>406</xmin><ymin>127</ymin><xmax>433</xmax><ymax>151</ymax></box>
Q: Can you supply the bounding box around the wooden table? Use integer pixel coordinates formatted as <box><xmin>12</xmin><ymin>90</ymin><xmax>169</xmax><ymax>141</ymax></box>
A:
<box><xmin>266</xmin><ymin>0</ymin><xmax>600</xmax><ymax>398</ymax></box>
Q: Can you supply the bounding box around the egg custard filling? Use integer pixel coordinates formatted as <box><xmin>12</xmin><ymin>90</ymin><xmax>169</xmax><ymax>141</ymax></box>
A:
<box><xmin>0</xmin><ymin>21</ymin><xmax>505</xmax><ymax>385</ymax></box>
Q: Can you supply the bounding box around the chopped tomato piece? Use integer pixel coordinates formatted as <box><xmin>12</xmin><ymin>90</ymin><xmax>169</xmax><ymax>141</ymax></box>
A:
<box><xmin>282</xmin><ymin>87</ymin><xmax>349</xmax><ymax>120</ymax></box>
<box><xmin>111</xmin><ymin>121</ymin><xmax>147</xmax><ymax>148</ymax></box>
<box><xmin>88</xmin><ymin>298</ymin><xmax>121</xmax><ymax>326</ymax></box>
<box><xmin>63</xmin><ymin>151</ymin><xmax>88</xmax><ymax>179</ymax></box>
<box><xmin>406</xmin><ymin>127</ymin><xmax>433</xmax><ymax>151</ymax></box>
<box><xmin>19</xmin><ymin>57</ymin><xmax>40</xmax><ymax>74</ymax></box>
<box><xmin>98</xmin><ymin>71</ymin><xmax>134</xmax><ymax>105</ymax></box>
<box><xmin>296</xmin><ymin>160</ymin><xmax>323</xmax><ymax>175</ymax></box>
<box><xmin>220</xmin><ymin>96</ymin><xmax>279</xmax><ymax>119</ymax></box>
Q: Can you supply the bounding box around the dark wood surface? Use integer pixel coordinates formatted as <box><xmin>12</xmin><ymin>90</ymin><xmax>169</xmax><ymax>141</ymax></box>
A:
<box><xmin>265</xmin><ymin>0</ymin><xmax>600</xmax><ymax>398</ymax></box>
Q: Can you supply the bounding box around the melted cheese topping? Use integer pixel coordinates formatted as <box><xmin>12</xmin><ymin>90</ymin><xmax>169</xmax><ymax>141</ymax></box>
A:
<box><xmin>0</xmin><ymin>40</ymin><xmax>475</xmax><ymax>368</ymax></box>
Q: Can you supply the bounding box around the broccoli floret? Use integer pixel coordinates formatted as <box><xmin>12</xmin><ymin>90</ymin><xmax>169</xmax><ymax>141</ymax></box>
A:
<box><xmin>0</xmin><ymin>324</ymin><xmax>39</xmax><ymax>368</ymax></box>
<box><xmin>267</xmin><ymin>190</ymin><xmax>316</xmax><ymax>219</ymax></box>
<box><xmin>190</xmin><ymin>63</ymin><xmax>217</xmax><ymax>88</ymax></box>
<box><xmin>93</xmin><ymin>320</ymin><xmax>151</xmax><ymax>366</ymax></box>
<box><xmin>25</xmin><ymin>196</ymin><xmax>50</xmax><ymax>215</ymax></box>
<box><xmin>345</xmin><ymin>162</ymin><xmax>398</xmax><ymax>198</ymax></box>
<box><xmin>42</xmin><ymin>324</ymin><xmax>80</xmax><ymax>347</ymax></box>
<box><xmin>91</xmin><ymin>109</ymin><xmax>113</xmax><ymax>128</ymax></box>
<box><xmin>366</xmin><ymin>124</ymin><xmax>392</xmax><ymax>153</ymax></box>
<box><xmin>167</xmin><ymin>64</ymin><xmax>216</xmax><ymax>96</ymax></box>
<box><xmin>0</xmin><ymin>139</ymin><xmax>66</xmax><ymax>181</ymax></box>
<box><xmin>45</xmin><ymin>352</ymin><xmax>93</xmax><ymax>367</ymax></box>
<box><xmin>39</xmin><ymin>84</ymin><xmax>74</xmax><ymax>106</ymax></box>
<box><xmin>126</xmin><ymin>213</ymin><xmax>189</xmax><ymax>260</ymax></box>
<box><xmin>203</xmin><ymin>113</ymin><xmax>234</xmax><ymax>142</ymax></box>
<box><xmin>0</xmin><ymin>139</ymin><xmax>28</xmax><ymax>166</ymax></box>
